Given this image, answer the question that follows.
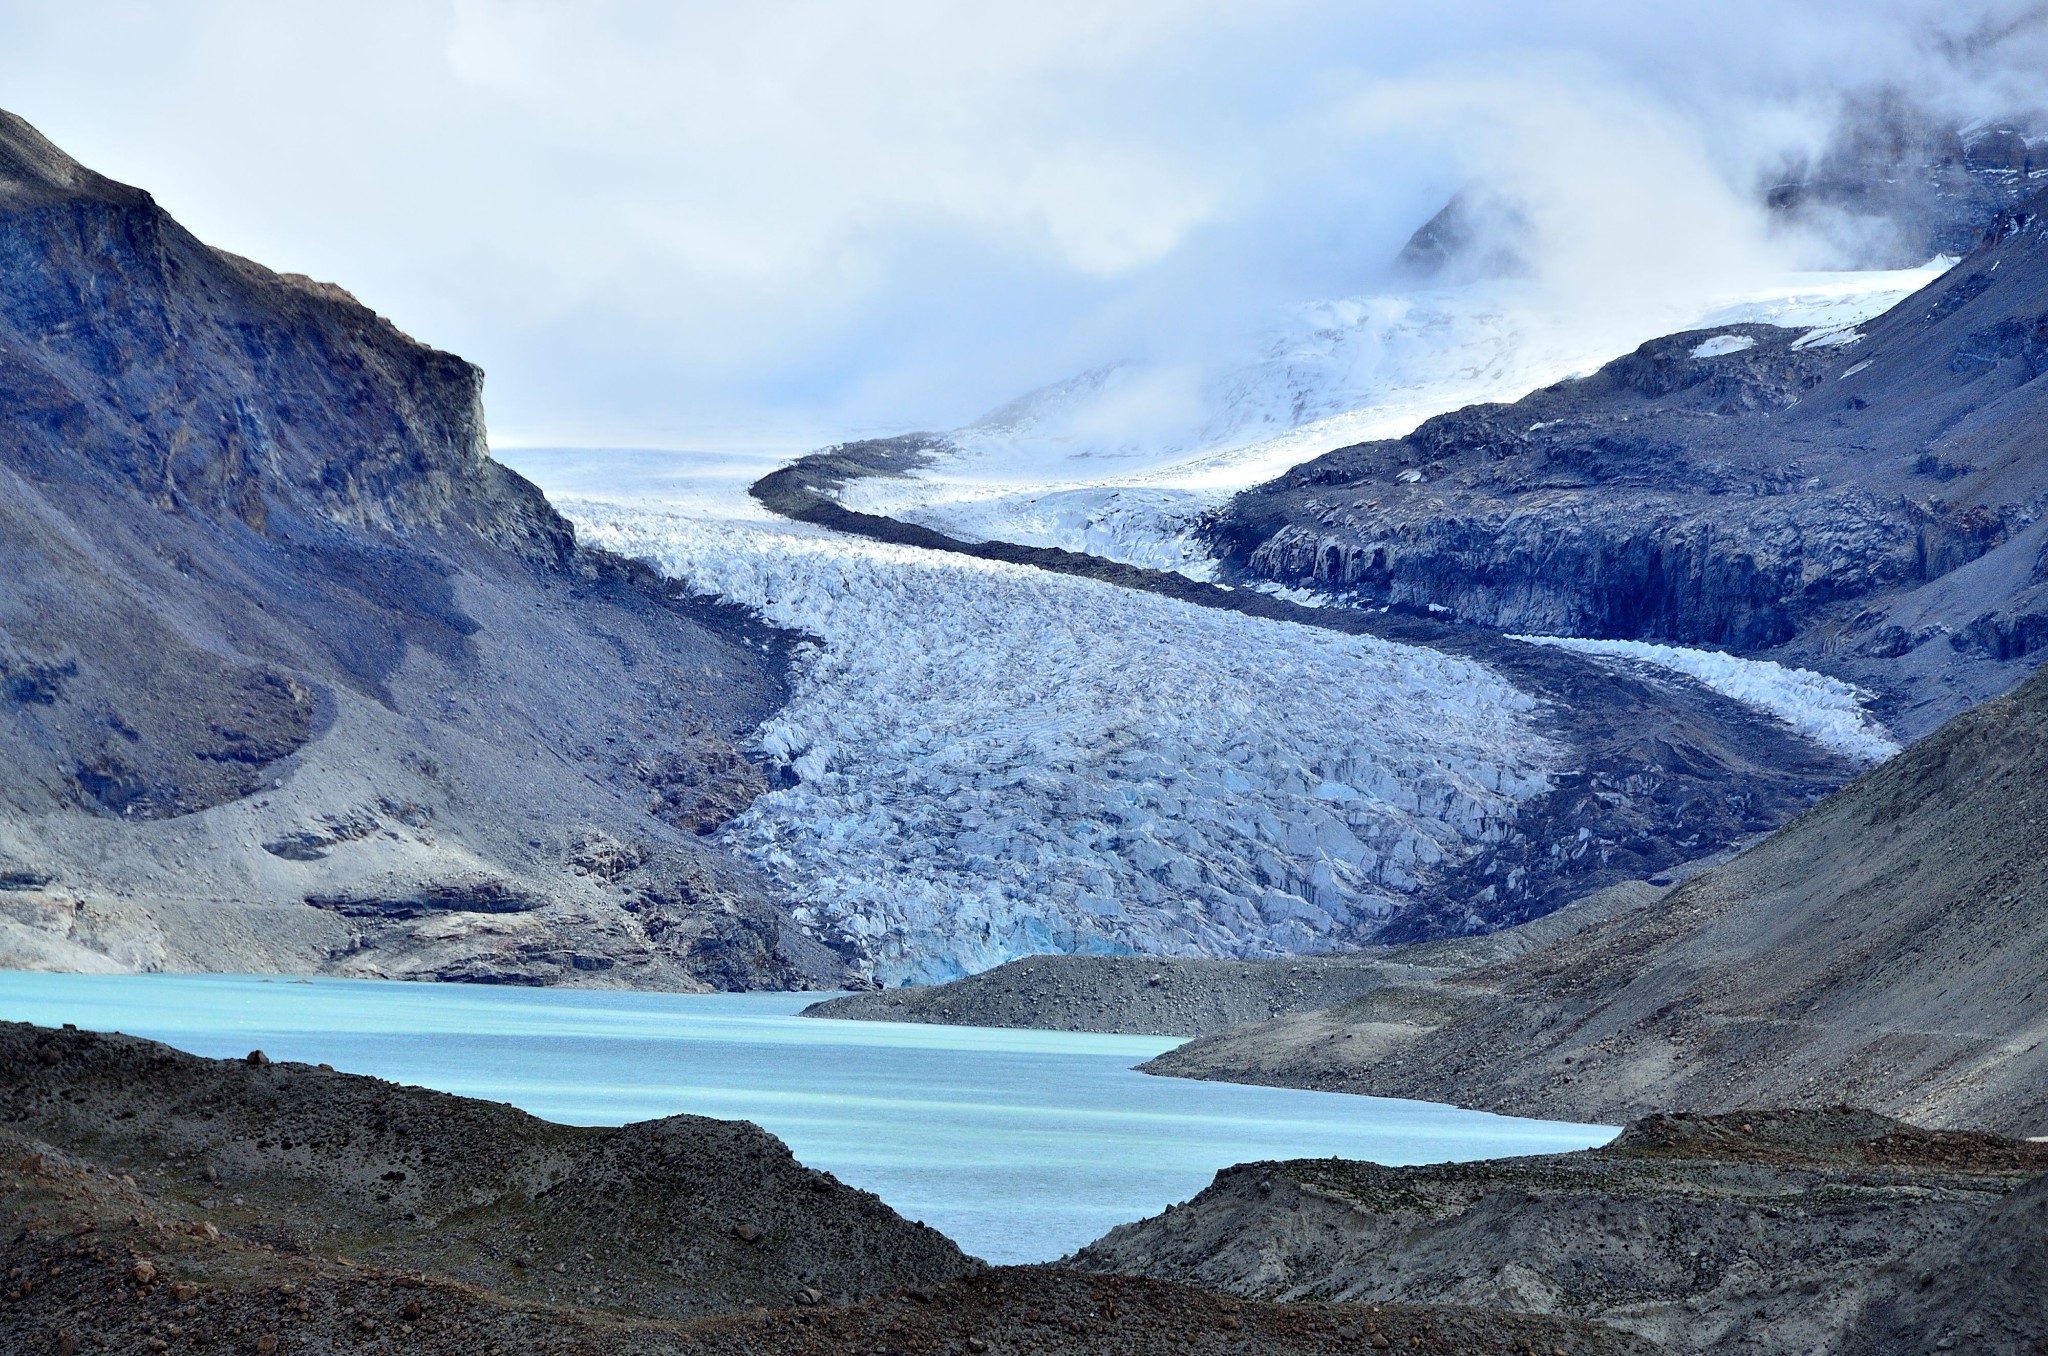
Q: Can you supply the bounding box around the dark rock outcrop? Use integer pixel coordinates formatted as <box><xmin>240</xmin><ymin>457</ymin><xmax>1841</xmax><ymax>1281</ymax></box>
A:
<box><xmin>0</xmin><ymin>109</ymin><xmax>839</xmax><ymax>987</ymax></box>
<box><xmin>1217</xmin><ymin>187</ymin><xmax>2048</xmax><ymax>739</ymax></box>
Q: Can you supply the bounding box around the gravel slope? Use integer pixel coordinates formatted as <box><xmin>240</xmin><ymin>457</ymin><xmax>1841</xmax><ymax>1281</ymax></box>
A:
<box><xmin>1073</xmin><ymin>1109</ymin><xmax>2048</xmax><ymax>1355</ymax></box>
<box><xmin>1146</xmin><ymin>664</ymin><xmax>2048</xmax><ymax>1136</ymax></box>
<box><xmin>805</xmin><ymin>879</ymin><xmax>1670</xmax><ymax>1035</ymax></box>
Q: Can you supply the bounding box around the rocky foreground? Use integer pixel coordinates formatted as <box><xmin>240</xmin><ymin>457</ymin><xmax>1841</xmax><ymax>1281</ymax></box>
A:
<box><xmin>1075</xmin><ymin>1110</ymin><xmax>2048</xmax><ymax>1355</ymax></box>
<box><xmin>4</xmin><ymin>1023</ymin><xmax>2040</xmax><ymax>1352</ymax></box>
<box><xmin>0</xmin><ymin>1022</ymin><xmax>1646</xmax><ymax>1355</ymax></box>
<box><xmin>0</xmin><ymin>1021</ymin><xmax>972</xmax><ymax>1316</ymax></box>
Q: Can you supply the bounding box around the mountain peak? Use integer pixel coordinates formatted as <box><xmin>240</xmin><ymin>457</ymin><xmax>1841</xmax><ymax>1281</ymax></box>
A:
<box><xmin>0</xmin><ymin>108</ymin><xmax>144</xmax><ymax>210</ymax></box>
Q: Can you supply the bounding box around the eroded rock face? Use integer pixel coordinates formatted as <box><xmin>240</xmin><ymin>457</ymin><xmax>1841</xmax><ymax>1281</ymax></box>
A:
<box><xmin>0</xmin><ymin>109</ymin><xmax>839</xmax><ymax>989</ymax></box>
<box><xmin>1217</xmin><ymin>323</ymin><xmax>2013</xmax><ymax>651</ymax></box>
<box><xmin>0</xmin><ymin>112</ymin><xmax>567</xmax><ymax>557</ymax></box>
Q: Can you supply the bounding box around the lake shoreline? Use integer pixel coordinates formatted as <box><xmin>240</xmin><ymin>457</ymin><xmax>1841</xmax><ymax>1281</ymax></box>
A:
<box><xmin>0</xmin><ymin>972</ymin><xmax>1615</xmax><ymax>1266</ymax></box>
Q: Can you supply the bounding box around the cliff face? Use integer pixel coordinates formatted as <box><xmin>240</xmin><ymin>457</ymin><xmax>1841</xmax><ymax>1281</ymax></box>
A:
<box><xmin>0</xmin><ymin>110</ymin><xmax>838</xmax><ymax>988</ymax></box>
<box><xmin>0</xmin><ymin>111</ymin><xmax>564</xmax><ymax>556</ymax></box>
<box><xmin>1217</xmin><ymin>188</ymin><xmax>2048</xmax><ymax>738</ymax></box>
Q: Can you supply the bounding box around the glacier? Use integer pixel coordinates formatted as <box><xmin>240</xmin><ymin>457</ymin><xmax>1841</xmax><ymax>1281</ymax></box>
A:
<box><xmin>1513</xmin><ymin>636</ymin><xmax>1901</xmax><ymax>765</ymax></box>
<box><xmin>569</xmin><ymin>500</ymin><xmax>1558</xmax><ymax>985</ymax></box>
<box><xmin>499</xmin><ymin>260</ymin><xmax>1936</xmax><ymax>983</ymax></box>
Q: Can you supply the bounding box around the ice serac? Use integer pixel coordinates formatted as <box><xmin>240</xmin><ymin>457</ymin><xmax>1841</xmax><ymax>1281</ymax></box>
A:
<box><xmin>0</xmin><ymin>110</ymin><xmax>836</xmax><ymax>988</ymax></box>
<box><xmin>1215</xmin><ymin>185</ymin><xmax>2048</xmax><ymax>739</ymax></box>
<box><xmin>575</xmin><ymin>506</ymin><xmax>1558</xmax><ymax>985</ymax></box>
<box><xmin>580</xmin><ymin>450</ymin><xmax>1855</xmax><ymax>981</ymax></box>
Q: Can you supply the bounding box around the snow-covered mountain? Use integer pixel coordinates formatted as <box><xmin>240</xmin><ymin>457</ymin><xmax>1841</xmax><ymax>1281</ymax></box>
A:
<box><xmin>839</xmin><ymin>260</ymin><xmax>1955</xmax><ymax>577</ymax></box>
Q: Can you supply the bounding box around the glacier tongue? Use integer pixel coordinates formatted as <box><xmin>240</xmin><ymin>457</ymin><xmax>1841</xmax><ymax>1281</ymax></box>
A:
<box><xmin>571</xmin><ymin>502</ymin><xmax>1558</xmax><ymax>985</ymax></box>
<box><xmin>1512</xmin><ymin>636</ymin><xmax>1900</xmax><ymax>765</ymax></box>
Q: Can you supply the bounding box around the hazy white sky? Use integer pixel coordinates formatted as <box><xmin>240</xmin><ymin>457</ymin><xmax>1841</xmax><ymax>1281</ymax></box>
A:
<box><xmin>1</xmin><ymin>2</ymin><xmax>2043</xmax><ymax>447</ymax></box>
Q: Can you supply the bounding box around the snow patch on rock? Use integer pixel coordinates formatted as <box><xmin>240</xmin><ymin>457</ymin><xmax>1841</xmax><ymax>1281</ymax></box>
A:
<box><xmin>1690</xmin><ymin>333</ymin><xmax>1758</xmax><ymax>358</ymax></box>
<box><xmin>573</xmin><ymin>502</ymin><xmax>1559</xmax><ymax>985</ymax></box>
<box><xmin>1512</xmin><ymin>636</ymin><xmax>1900</xmax><ymax>765</ymax></box>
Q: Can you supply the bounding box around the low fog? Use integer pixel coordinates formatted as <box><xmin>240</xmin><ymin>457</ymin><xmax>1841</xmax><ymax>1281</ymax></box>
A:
<box><xmin>1</xmin><ymin>1</ymin><xmax>2044</xmax><ymax>448</ymax></box>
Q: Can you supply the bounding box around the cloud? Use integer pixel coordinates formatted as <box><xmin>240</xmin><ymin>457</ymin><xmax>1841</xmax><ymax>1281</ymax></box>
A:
<box><xmin>0</xmin><ymin>0</ymin><xmax>2042</xmax><ymax>446</ymax></box>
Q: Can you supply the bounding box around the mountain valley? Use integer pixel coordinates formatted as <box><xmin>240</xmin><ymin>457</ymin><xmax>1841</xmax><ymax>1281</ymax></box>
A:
<box><xmin>0</xmin><ymin>54</ymin><xmax>2044</xmax><ymax>1356</ymax></box>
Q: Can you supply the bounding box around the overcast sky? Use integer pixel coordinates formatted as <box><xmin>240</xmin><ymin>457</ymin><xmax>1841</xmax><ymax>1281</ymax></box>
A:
<box><xmin>2</xmin><ymin>2</ymin><xmax>2044</xmax><ymax>448</ymax></box>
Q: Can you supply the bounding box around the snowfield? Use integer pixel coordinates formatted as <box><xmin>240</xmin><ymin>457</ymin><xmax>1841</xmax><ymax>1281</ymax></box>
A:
<box><xmin>569</xmin><ymin>501</ymin><xmax>1558</xmax><ymax>984</ymax></box>
<box><xmin>1513</xmin><ymin>636</ymin><xmax>1901</xmax><ymax>765</ymax></box>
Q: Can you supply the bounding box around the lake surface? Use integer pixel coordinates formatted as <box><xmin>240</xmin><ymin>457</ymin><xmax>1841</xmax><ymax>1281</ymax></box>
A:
<box><xmin>0</xmin><ymin>973</ymin><xmax>1614</xmax><ymax>1263</ymax></box>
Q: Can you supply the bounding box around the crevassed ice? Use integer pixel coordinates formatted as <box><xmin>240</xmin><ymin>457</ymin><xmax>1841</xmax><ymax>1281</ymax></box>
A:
<box><xmin>1512</xmin><ymin>635</ymin><xmax>1900</xmax><ymax>765</ymax></box>
<box><xmin>571</xmin><ymin>502</ymin><xmax>1559</xmax><ymax>985</ymax></box>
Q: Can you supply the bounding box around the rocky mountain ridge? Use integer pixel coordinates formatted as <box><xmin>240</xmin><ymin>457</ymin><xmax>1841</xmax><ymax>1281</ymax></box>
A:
<box><xmin>0</xmin><ymin>109</ymin><xmax>838</xmax><ymax>988</ymax></box>
<box><xmin>1216</xmin><ymin>184</ymin><xmax>2048</xmax><ymax>741</ymax></box>
<box><xmin>1401</xmin><ymin>99</ymin><xmax>2048</xmax><ymax>283</ymax></box>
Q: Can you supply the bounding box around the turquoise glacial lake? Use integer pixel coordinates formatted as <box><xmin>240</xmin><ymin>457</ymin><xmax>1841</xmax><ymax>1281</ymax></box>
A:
<box><xmin>0</xmin><ymin>974</ymin><xmax>1614</xmax><ymax>1263</ymax></box>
